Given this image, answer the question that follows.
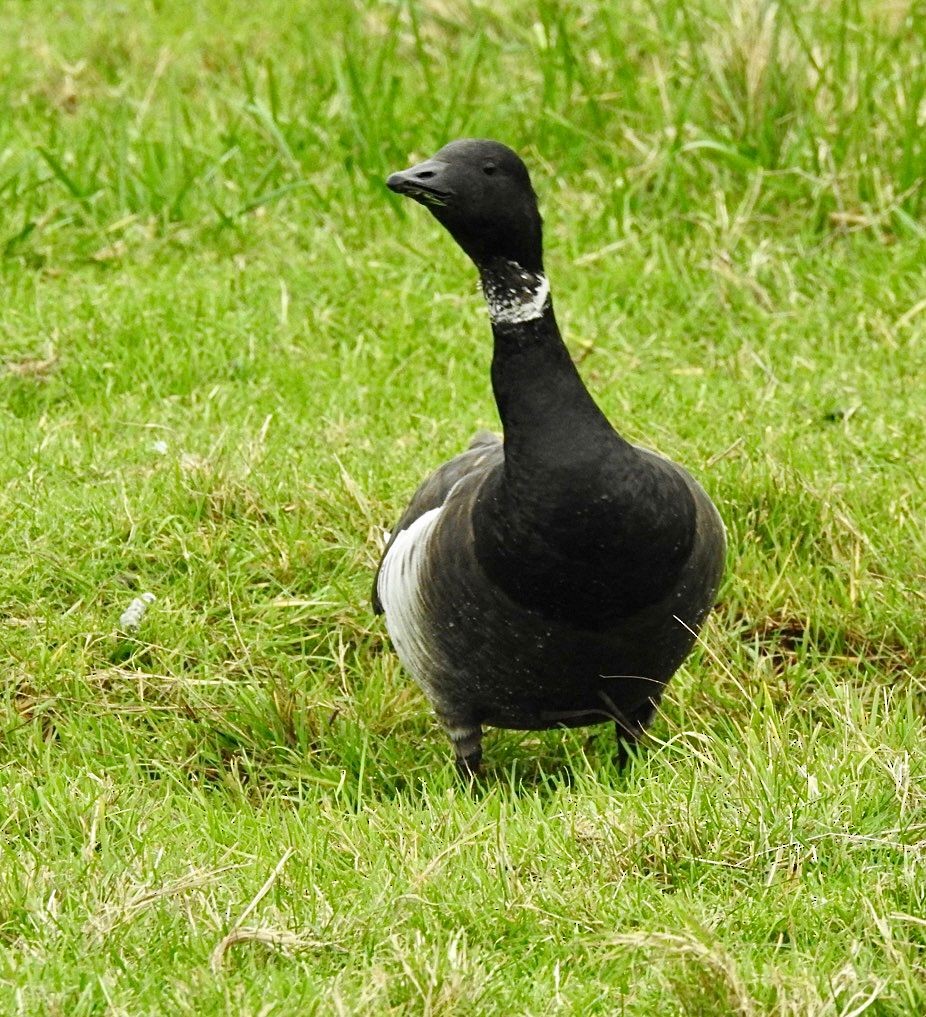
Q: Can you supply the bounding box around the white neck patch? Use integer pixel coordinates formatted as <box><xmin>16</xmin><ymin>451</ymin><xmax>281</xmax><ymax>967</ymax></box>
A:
<box><xmin>482</xmin><ymin>263</ymin><xmax>550</xmax><ymax>326</ymax></box>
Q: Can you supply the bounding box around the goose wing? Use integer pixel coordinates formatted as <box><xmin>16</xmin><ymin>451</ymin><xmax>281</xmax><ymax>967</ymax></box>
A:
<box><xmin>372</xmin><ymin>431</ymin><xmax>502</xmax><ymax>614</ymax></box>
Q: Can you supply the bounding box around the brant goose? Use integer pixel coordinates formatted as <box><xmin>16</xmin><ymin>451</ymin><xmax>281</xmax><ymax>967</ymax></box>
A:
<box><xmin>374</xmin><ymin>139</ymin><xmax>725</xmax><ymax>773</ymax></box>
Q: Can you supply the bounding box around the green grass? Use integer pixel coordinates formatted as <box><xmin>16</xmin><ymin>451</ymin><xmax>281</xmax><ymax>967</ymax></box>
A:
<box><xmin>1</xmin><ymin>0</ymin><xmax>925</xmax><ymax>1012</ymax></box>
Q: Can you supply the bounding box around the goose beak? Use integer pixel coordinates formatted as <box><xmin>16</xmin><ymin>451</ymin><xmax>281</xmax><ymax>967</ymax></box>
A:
<box><xmin>387</xmin><ymin>158</ymin><xmax>451</xmax><ymax>206</ymax></box>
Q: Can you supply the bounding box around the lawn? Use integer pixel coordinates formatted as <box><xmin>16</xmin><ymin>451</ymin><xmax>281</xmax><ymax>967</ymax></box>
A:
<box><xmin>1</xmin><ymin>0</ymin><xmax>925</xmax><ymax>1013</ymax></box>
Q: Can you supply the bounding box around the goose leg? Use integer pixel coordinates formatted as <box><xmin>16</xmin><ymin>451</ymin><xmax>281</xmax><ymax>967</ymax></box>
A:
<box><xmin>614</xmin><ymin>696</ymin><xmax>660</xmax><ymax>769</ymax></box>
<box><xmin>614</xmin><ymin>730</ymin><xmax>640</xmax><ymax>770</ymax></box>
<box><xmin>441</xmin><ymin>719</ymin><xmax>484</xmax><ymax>776</ymax></box>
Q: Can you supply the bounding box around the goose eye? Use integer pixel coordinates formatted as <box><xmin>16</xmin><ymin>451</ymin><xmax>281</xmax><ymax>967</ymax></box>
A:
<box><xmin>482</xmin><ymin>163</ymin><xmax>497</xmax><ymax>176</ymax></box>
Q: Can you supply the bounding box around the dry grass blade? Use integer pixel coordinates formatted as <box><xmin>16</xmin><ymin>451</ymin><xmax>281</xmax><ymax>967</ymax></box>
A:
<box><xmin>89</xmin><ymin>865</ymin><xmax>246</xmax><ymax>940</ymax></box>
<box><xmin>3</xmin><ymin>349</ymin><xmax>59</xmax><ymax>378</ymax></box>
<box><xmin>210</xmin><ymin>926</ymin><xmax>343</xmax><ymax>974</ymax></box>
<box><xmin>608</xmin><ymin>930</ymin><xmax>755</xmax><ymax>1017</ymax></box>
<box><xmin>209</xmin><ymin>848</ymin><xmax>301</xmax><ymax>974</ymax></box>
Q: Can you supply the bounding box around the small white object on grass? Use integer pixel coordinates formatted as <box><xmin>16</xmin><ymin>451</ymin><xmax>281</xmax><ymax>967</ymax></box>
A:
<box><xmin>119</xmin><ymin>592</ymin><xmax>156</xmax><ymax>631</ymax></box>
<box><xmin>151</xmin><ymin>440</ymin><xmax>169</xmax><ymax>455</ymax></box>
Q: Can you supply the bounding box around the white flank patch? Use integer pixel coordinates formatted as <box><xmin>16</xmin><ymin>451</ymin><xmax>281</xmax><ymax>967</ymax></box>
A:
<box><xmin>377</xmin><ymin>507</ymin><xmax>445</xmax><ymax>689</ymax></box>
<box><xmin>484</xmin><ymin>269</ymin><xmax>550</xmax><ymax>325</ymax></box>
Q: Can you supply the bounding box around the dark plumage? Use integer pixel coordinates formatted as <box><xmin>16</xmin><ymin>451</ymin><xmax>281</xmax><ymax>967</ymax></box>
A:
<box><xmin>374</xmin><ymin>139</ymin><xmax>726</xmax><ymax>773</ymax></box>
